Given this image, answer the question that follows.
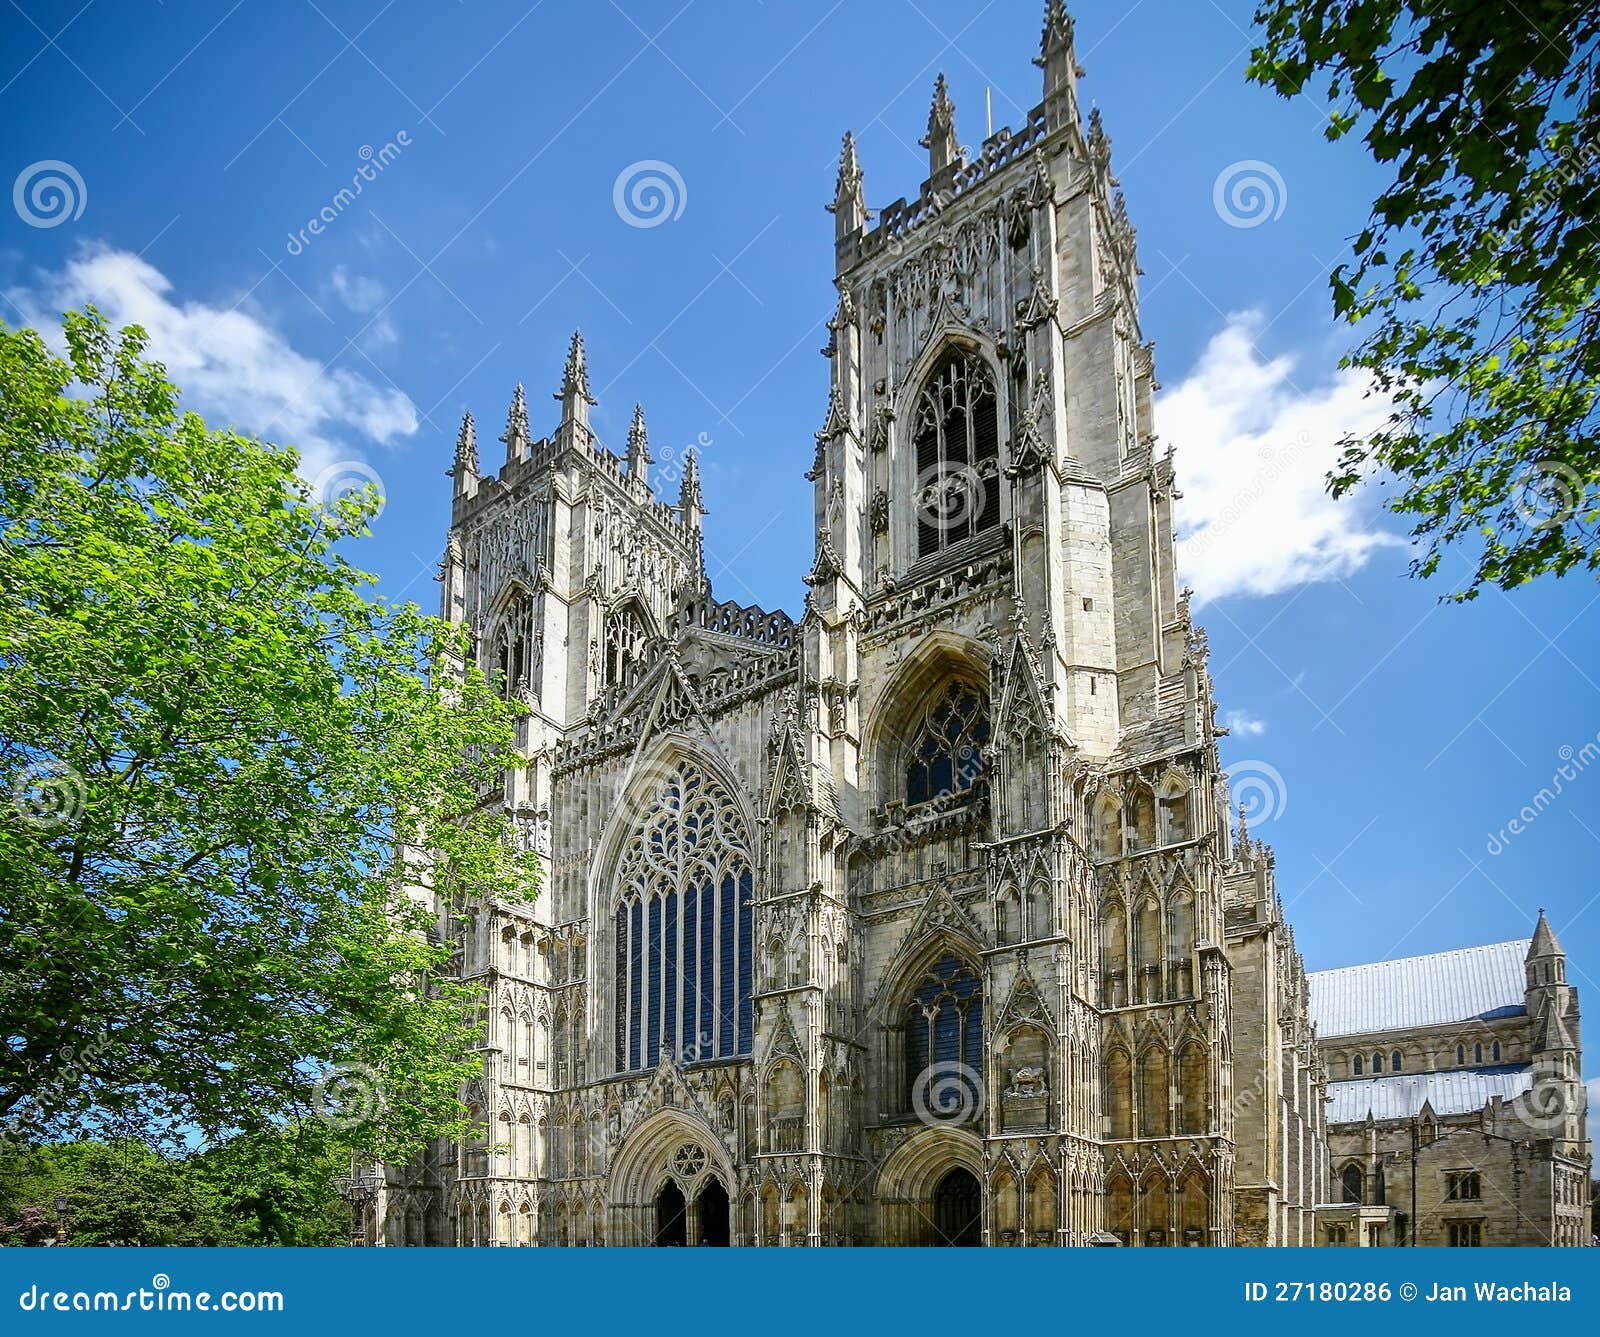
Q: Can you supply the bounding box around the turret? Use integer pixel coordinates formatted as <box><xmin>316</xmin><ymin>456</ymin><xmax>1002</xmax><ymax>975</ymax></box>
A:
<box><xmin>827</xmin><ymin>131</ymin><xmax>867</xmax><ymax>244</ymax></box>
<box><xmin>500</xmin><ymin>384</ymin><xmax>531</xmax><ymax>465</ymax></box>
<box><xmin>626</xmin><ymin>403</ymin><xmax>652</xmax><ymax>487</ymax></box>
<box><xmin>452</xmin><ymin>410</ymin><xmax>480</xmax><ymax>501</ymax></box>
<box><xmin>1034</xmin><ymin>0</ymin><xmax>1083</xmax><ymax>132</ymax></box>
<box><xmin>1526</xmin><ymin>908</ymin><xmax>1568</xmax><ymax>991</ymax></box>
<box><xmin>920</xmin><ymin>73</ymin><xmax>962</xmax><ymax>181</ymax></box>
<box><xmin>678</xmin><ymin>447</ymin><xmax>707</xmax><ymax>591</ymax></box>
<box><xmin>555</xmin><ymin>330</ymin><xmax>594</xmax><ymax>449</ymax></box>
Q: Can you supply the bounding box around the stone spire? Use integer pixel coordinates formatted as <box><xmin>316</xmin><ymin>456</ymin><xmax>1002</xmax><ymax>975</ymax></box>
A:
<box><xmin>555</xmin><ymin>329</ymin><xmax>594</xmax><ymax>447</ymax></box>
<box><xmin>828</xmin><ymin>131</ymin><xmax>867</xmax><ymax>241</ymax></box>
<box><xmin>452</xmin><ymin>410</ymin><xmax>480</xmax><ymax>498</ymax></box>
<box><xmin>1035</xmin><ymin>0</ymin><xmax>1083</xmax><ymax>132</ymax></box>
<box><xmin>626</xmin><ymin>402</ymin><xmax>652</xmax><ymax>484</ymax></box>
<box><xmin>1235</xmin><ymin>802</ymin><xmax>1251</xmax><ymax>857</ymax></box>
<box><xmin>1528</xmin><ymin>907</ymin><xmax>1564</xmax><ymax>961</ymax></box>
<box><xmin>679</xmin><ymin>446</ymin><xmax>706</xmax><ymax>590</ymax></box>
<box><xmin>679</xmin><ymin>446</ymin><xmax>705</xmax><ymax>523</ymax></box>
<box><xmin>500</xmin><ymin>384</ymin><xmax>531</xmax><ymax>464</ymax></box>
<box><xmin>920</xmin><ymin>73</ymin><xmax>962</xmax><ymax>179</ymax></box>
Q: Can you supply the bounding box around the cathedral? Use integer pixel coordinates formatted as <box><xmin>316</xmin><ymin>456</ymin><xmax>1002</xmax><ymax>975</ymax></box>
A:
<box><xmin>366</xmin><ymin>3</ymin><xmax>1587</xmax><ymax>1247</ymax></box>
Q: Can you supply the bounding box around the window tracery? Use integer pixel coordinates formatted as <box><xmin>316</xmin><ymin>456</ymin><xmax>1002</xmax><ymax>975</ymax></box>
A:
<box><xmin>911</xmin><ymin>351</ymin><xmax>1001</xmax><ymax>559</ymax></box>
<box><xmin>612</xmin><ymin>758</ymin><xmax>754</xmax><ymax>1071</ymax></box>
<box><xmin>901</xmin><ymin>952</ymin><xmax>983</xmax><ymax>1116</ymax></box>
<box><xmin>603</xmin><ymin>600</ymin><xmax>651</xmax><ymax>689</ymax></box>
<box><xmin>903</xmin><ymin>680</ymin><xmax>990</xmax><ymax>807</ymax></box>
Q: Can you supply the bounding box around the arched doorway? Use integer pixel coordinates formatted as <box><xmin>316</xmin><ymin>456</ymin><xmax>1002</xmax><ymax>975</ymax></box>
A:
<box><xmin>932</xmin><ymin>1167</ymin><xmax>981</xmax><ymax>1246</ymax></box>
<box><xmin>654</xmin><ymin>1181</ymin><xmax>687</xmax><ymax>1246</ymax></box>
<box><xmin>697</xmin><ymin>1180</ymin><xmax>730</xmax><ymax>1247</ymax></box>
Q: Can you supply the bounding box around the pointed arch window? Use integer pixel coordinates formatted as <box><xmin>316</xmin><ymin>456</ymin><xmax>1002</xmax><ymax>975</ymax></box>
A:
<box><xmin>901</xmin><ymin>953</ymin><xmax>983</xmax><ymax>1117</ymax></box>
<box><xmin>613</xmin><ymin>759</ymin><xmax>753</xmax><ymax>1072</ymax></box>
<box><xmin>603</xmin><ymin>600</ymin><xmax>651</xmax><ymax>689</ymax></box>
<box><xmin>911</xmin><ymin>351</ymin><xmax>1001</xmax><ymax>559</ymax></box>
<box><xmin>904</xmin><ymin>680</ymin><xmax>990</xmax><ymax>807</ymax></box>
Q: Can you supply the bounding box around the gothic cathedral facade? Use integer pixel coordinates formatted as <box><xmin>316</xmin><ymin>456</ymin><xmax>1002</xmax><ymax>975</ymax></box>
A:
<box><xmin>378</xmin><ymin>3</ymin><xmax>1329</xmax><ymax>1247</ymax></box>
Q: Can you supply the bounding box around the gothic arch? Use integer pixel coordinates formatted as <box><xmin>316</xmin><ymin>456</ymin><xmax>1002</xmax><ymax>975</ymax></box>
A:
<box><xmin>874</xmin><ymin>1124</ymin><xmax>986</xmax><ymax>1246</ymax></box>
<box><xmin>588</xmin><ymin>735</ymin><xmax>758</xmax><ymax>1075</ymax></box>
<box><xmin>862</xmin><ymin>630</ymin><xmax>991</xmax><ymax>808</ymax></box>
<box><xmin>607</xmin><ymin>1107</ymin><xmax>736</xmax><ymax>1246</ymax></box>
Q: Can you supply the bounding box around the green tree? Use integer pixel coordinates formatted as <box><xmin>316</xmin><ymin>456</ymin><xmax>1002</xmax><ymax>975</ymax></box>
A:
<box><xmin>0</xmin><ymin>311</ymin><xmax>536</xmax><ymax>1162</ymax></box>
<box><xmin>188</xmin><ymin>1123</ymin><xmax>349</xmax><ymax>1247</ymax></box>
<box><xmin>1249</xmin><ymin>0</ymin><xmax>1600</xmax><ymax>598</ymax></box>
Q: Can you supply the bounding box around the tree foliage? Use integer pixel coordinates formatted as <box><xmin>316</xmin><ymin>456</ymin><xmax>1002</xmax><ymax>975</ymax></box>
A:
<box><xmin>1250</xmin><ymin>0</ymin><xmax>1600</xmax><ymax>597</ymax></box>
<box><xmin>0</xmin><ymin>1129</ymin><xmax>348</xmax><ymax>1246</ymax></box>
<box><xmin>0</xmin><ymin>311</ymin><xmax>536</xmax><ymax>1162</ymax></box>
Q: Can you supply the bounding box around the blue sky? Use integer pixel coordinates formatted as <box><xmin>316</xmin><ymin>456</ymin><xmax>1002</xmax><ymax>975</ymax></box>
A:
<box><xmin>3</xmin><ymin>0</ymin><xmax>1597</xmax><ymax>1093</ymax></box>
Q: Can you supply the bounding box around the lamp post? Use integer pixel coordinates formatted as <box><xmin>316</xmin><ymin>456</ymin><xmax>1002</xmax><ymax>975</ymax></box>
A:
<box><xmin>335</xmin><ymin>1168</ymin><xmax>383</xmax><ymax>1247</ymax></box>
<box><xmin>52</xmin><ymin>1194</ymin><xmax>67</xmax><ymax>1246</ymax></box>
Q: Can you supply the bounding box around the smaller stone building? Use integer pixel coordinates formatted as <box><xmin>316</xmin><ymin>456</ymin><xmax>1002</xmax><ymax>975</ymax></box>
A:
<box><xmin>1309</xmin><ymin>913</ymin><xmax>1590</xmax><ymax>1247</ymax></box>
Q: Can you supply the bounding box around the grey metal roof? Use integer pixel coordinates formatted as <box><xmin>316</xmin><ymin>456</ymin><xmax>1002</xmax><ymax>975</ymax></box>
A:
<box><xmin>1325</xmin><ymin>1065</ymin><xmax>1532</xmax><ymax>1124</ymax></box>
<box><xmin>1307</xmin><ymin>939</ymin><xmax>1528</xmax><ymax>1038</ymax></box>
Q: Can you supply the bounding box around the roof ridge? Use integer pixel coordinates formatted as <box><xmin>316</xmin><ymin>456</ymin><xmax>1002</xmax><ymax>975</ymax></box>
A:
<box><xmin>1307</xmin><ymin>937</ymin><xmax>1529</xmax><ymax>978</ymax></box>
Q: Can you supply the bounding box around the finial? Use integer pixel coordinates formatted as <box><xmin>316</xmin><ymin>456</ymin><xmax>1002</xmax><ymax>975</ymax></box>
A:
<box><xmin>679</xmin><ymin>447</ymin><xmax>705</xmax><ymax>519</ymax></box>
<box><xmin>1035</xmin><ymin>0</ymin><xmax>1082</xmax><ymax>130</ymax></box>
<box><xmin>500</xmin><ymin>384</ymin><xmax>531</xmax><ymax>463</ymax></box>
<box><xmin>555</xmin><ymin>330</ymin><xmax>595</xmax><ymax>448</ymax></box>
<box><xmin>920</xmin><ymin>73</ymin><xmax>962</xmax><ymax>178</ymax></box>
<box><xmin>627</xmin><ymin>403</ymin><xmax>652</xmax><ymax>479</ymax></box>
<box><xmin>1088</xmin><ymin>106</ymin><xmax>1110</xmax><ymax>168</ymax></box>
<box><xmin>828</xmin><ymin>131</ymin><xmax>868</xmax><ymax>240</ymax></box>
<box><xmin>1236</xmin><ymin>801</ymin><xmax>1251</xmax><ymax>854</ymax></box>
<box><xmin>1038</xmin><ymin>0</ymin><xmax>1074</xmax><ymax>57</ymax></box>
<box><xmin>454</xmin><ymin>409</ymin><xmax>476</xmax><ymax>476</ymax></box>
<box><xmin>559</xmin><ymin>330</ymin><xmax>594</xmax><ymax>405</ymax></box>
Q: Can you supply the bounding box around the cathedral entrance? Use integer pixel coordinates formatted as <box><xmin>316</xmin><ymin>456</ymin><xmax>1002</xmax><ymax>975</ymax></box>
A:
<box><xmin>697</xmin><ymin>1180</ymin><xmax>730</xmax><ymax>1247</ymax></box>
<box><xmin>932</xmin><ymin>1167</ymin><xmax>981</xmax><ymax>1246</ymax></box>
<box><xmin>654</xmin><ymin>1182</ymin><xmax>688</xmax><ymax>1246</ymax></box>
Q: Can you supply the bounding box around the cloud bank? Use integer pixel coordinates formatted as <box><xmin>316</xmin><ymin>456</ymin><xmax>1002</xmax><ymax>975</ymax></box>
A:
<box><xmin>1161</xmin><ymin>312</ymin><xmax>1400</xmax><ymax>601</ymax></box>
<box><xmin>12</xmin><ymin>247</ymin><xmax>417</xmax><ymax>477</ymax></box>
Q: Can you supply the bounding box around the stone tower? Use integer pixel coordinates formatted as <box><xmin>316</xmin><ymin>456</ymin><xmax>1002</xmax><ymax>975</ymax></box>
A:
<box><xmin>374</xmin><ymin>1</ymin><xmax>1324</xmax><ymax>1249</ymax></box>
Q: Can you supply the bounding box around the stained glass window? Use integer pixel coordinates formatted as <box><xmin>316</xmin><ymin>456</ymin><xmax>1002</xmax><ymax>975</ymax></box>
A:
<box><xmin>904</xmin><ymin>681</ymin><xmax>990</xmax><ymax>807</ymax></box>
<box><xmin>902</xmin><ymin>953</ymin><xmax>983</xmax><ymax>1114</ymax></box>
<box><xmin>614</xmin><ymin>759</ymin><xmax>753</xmax><ymax>1071</ymax></box>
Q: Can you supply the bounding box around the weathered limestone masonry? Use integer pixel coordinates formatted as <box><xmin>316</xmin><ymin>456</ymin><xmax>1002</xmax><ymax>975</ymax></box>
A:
<box><xmin>361</xmin><ymin>2</ymin><xmax>1583</xmax><ymax>1248</ymax></box>
<box><xmin>1311</xmin><ymin>914</ymin><xmax>1590</xmax><ymax>1248</ymax></box>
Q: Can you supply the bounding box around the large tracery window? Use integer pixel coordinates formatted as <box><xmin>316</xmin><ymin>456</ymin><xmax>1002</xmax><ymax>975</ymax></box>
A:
<box><xmin>603</xmin><ymin>601</ymin><xmax>651</xmax><ymax>689</ymax></box>
<box><xmin>912</xmin><ymin>352</ymin><xmax>1001</xmax><ymax>559</ymax></box>
<box><xmin>901</xmin><ymin>953</ymin><xmax>983</xmax><ymax>1115</ymax></box>
<box><xmin>613</xmin><ymin>759</ymin><xmax>753</xmax><ymax>1072</ymax></box>
<box><xmin>904</xmin><ymin>680</ymin><xmax>990</xmax><ymax>807</ymax></box>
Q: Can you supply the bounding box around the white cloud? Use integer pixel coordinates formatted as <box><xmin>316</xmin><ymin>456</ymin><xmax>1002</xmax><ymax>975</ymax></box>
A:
<box><xmin>1222</xmin><ymin>708</ymin><xmax>1267</xmax><ymax>736</ymax></box>
<box><xmin>326</xmin><ymin>265</ymin><xmax>398</xmax><ymax>349</ymax></box>
<box><xmin>14</xmin><ymin>246</ymin><xmax>417</xmax><ymax>477</ymax></box>
<box><xmin>1160</xmin><ymin>312</ymin><xmax>1400</xmax><ymax>600</ymax></box>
